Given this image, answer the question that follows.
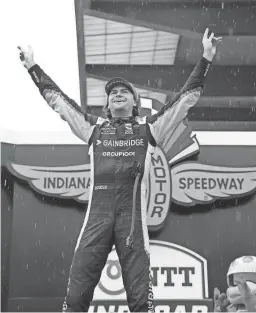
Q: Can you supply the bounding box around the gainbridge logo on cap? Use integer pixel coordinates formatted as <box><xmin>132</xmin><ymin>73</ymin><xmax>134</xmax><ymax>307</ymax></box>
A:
<box><xmin>88</xmin><ymin>240</ymin><xmax>212</xmax><ymax>313</ymax></box>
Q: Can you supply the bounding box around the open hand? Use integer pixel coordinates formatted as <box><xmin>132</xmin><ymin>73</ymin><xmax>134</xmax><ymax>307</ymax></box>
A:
<box><xmin>202</xmin><ymin>28</ymin><xmax>222</xmax><ymax>62</ymax></box>
<box><xmin>17</xmin><ymin>45</ymin><xmax>36</xmax><ymax>70</ymax></box>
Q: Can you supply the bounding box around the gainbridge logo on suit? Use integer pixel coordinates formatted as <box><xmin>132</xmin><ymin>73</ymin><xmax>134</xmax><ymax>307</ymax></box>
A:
<box><xmin>7</xmin><ymin>138</ymin><xmax>256</xmax><ymax>234</ymax></box>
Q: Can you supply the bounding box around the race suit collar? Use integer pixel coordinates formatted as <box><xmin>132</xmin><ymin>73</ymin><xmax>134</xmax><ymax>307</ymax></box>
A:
<box><xmin>109</xmin><ymin>116</ymin><xmax>135</xmax><ymax>124</ymax></box>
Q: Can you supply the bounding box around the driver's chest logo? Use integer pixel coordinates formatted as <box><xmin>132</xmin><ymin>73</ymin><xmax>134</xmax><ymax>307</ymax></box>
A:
<box><xmin>101</xmin><ymin>123</ymin><xmax>116</xmax><ymax>135</ymax></box>
<box><xmin>124</xmin><ymin>123</ymin><xmax>133</xmax><ymax>135</ymax></box>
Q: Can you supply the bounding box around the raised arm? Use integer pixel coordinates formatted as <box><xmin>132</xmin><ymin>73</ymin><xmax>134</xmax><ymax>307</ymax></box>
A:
<box><xmin>18</xmin><ymin>46</ymin><xmax>104</xmax><ymax>143</ymax></box>
<box><xmin>147</xmin><ymin>29</ymin><xmax>222</xmax><ymax>148</ymax></box>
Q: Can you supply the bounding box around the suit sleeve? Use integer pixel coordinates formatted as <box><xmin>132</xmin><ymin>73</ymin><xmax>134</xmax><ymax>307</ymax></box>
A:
<box><xmin>28</xmin><ymin>64</ymin><xmax>101</xmax><ymax>143</ymax></box>
<box><xmin>147</xmin><ymin>57</ymin><xmax>211</xmax><ymax>148</ymax></box>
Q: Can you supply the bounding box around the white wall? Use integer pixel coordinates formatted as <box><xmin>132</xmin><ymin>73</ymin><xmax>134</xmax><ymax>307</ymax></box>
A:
<box><xmin>0</xmin><ymin>0</ymin><xmax>80</xmax><ymax>133</ymax></box>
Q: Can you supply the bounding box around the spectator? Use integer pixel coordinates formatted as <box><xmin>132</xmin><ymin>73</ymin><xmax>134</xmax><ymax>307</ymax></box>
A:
<box><xmin>214</xmin><ymin>256</ymin><xmax>256</xmax><ymax>312</ymax></box>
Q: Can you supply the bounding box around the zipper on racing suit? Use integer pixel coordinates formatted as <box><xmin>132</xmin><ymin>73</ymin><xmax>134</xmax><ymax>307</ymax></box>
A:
<box><xmin>126</xmin><ymin>161</ymin><xmax>142</xmax><ymax>249</ymax></box>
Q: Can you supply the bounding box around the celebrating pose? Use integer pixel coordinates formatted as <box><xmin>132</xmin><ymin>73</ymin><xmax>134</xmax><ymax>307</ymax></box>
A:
<box><xmin>18</xmin><ymin>28</ymin><xmax>221</xmax><ymax>312</ymax></box>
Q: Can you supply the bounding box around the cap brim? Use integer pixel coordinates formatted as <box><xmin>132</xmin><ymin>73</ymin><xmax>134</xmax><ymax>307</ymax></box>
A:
<box><xmin>105</xmin><ymin>77</ymin><xmax>135</xmax><ymax>95</ymax></box>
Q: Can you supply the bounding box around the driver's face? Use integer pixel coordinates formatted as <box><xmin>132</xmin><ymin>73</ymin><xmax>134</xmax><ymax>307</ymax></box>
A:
<box><xmin>108</xmin><ymin>85</ymin><xmax>135</xmax><ymax>114</ymax></box>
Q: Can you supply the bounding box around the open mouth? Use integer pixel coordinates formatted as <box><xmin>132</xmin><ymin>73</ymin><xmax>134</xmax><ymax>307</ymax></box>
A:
<box><xmin>114</xmin><ymin>99</ymin><xmax>126</xmax><ymax>104</ymax></box>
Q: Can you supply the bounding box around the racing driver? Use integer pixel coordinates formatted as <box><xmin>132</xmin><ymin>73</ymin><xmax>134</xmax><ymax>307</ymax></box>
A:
<box><xmin>18</xmin><ymin>28</ymin><xmax>221</xmax><ymax>312</ymax></box>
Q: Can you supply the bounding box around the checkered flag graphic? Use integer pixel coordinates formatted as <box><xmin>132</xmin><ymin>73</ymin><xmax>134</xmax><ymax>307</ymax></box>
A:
<box><xmin>139</xmin><ymin>97</ymin><xmax>200</xmax><ymax>165</ymax></box>
<box><xmin>140</xmin><ymin>97</ymin><xmax>164</xmax><ymax>117</ymax></box>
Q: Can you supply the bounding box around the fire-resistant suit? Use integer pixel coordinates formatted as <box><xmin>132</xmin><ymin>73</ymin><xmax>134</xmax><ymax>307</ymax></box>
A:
<box><xmin>27</xmin><ymin>57</ymin><xmax>211</xmax><ymax>312</ymax></box>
